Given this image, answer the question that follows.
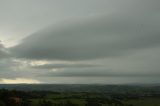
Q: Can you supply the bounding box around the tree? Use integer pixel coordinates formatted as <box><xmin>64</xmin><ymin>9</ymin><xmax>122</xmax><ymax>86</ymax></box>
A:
<box><xmin>0</xmin><ymin>101</ymin><xmax>5</xmax><ymax>106</ymax></box>
<box><xmin>21</xmin><ymin>100</ymin><xmax>31</xmax><ymax>106</ymax></box>
<box><xmin>38</xmin><ymin>99</ymin><xmax>53</xmax><ymax>106</ymax></box>
<box><xmin>64</xmin><ymin>100</ymin><xmax>78</xmax><ymax>106</ymax></box>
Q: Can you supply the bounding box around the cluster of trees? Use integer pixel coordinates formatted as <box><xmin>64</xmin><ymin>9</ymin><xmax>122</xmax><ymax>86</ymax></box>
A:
<box><xmin>85</xmin><ymin>98</ymin><xmax>128</xmax><ymax>106</ymax></box>
<box><xmin>0</xmin><ymin>89</ymin><xmax>30</xmax><ymax>106</ymax></box>
<box><xmin>0</xmin><ymin>89</ymin><xmax>83</xmax><ymax>106</ymax></box>
<box><xmin>37</xmin><ymin>98</ymin><xmax>133</xmax><ymax>106</ymax></box>
<box><xmin>0</xmin><ymin>89</ymin><xmax>135</xmax><ymax>106</ymax></box>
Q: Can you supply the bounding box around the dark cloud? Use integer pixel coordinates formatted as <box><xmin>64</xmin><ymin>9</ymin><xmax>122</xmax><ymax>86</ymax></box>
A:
<box><xmin>0</xmin><ymin>41</ymin><xmax>10</xmax><ymax>59</ymax></box>
<box><xmin>31</xmin><ymin>63</ymin><xmax>100</xmax><ymax>69</ymax></box>
<box><xmin>1</xmin><ymin>0</ymin><xmax>160</xmax><ymax>84</ymax></box>
<box><xmin>11</xmin><ymin>11</ymin><xmax>160</xmax><ymax>61</ymax></box>
<box><xmin>43</xmin><ymin>68</ymin><xmax>160</xmax><ymax>77</ymax></box>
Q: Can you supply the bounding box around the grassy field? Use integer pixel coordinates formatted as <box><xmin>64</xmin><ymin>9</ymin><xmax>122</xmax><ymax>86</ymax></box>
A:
<box><xmin>0</xmin><ymin>85</ymin><xmax>160</xmax><ymax>106</ymax></box>
<box><xmin>125</xmin><ymin>98</ymin><xmax>160</xmax><ymax>106</ymax></box>
<box><xmin>29</xmin><ymin>93</ymin><xmax>160</xmax><ymax>106</ymax></box>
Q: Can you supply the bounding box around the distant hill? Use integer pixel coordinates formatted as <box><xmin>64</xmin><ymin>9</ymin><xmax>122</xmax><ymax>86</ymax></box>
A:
<box><xmin>0</xmin><ymin>84</ymin><xmax>160</xmax><ymax>93</ymax></box>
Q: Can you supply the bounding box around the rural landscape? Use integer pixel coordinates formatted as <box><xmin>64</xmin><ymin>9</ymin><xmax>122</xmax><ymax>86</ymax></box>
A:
<box><xmin>0</xmin><ymin>84</ymin><xmax>160</xmax><ymax>106</ymax></box>
<box><xmin>0</xmin><ymin>1</ymin><xmax>160</xmax><ymax>106</ymax></box>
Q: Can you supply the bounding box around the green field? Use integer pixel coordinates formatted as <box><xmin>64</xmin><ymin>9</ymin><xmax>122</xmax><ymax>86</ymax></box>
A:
<box><xmin>0</xmin><ymin>85</ymin><xmax>160</xmax><ymax>106</ymax></box>
<box><xmin>126</xmin><ymin>98</ymin><xmax>160</xmax><ymax>106</ymax></box>
<box><xmin>28</xmin><ymin>93</ymin><xmax>160</xmax><ymax>106</ymax></box>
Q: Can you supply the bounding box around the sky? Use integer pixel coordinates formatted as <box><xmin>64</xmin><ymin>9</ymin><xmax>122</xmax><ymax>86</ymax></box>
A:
<box><xmin>0</xmin><ymin>0</ymin><xmax>160</xmax><ymax>84</ymax></box>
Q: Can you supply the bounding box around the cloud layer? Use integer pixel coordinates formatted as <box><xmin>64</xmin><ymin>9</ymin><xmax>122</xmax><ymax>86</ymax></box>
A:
<box><xmin>11</xmin><ymin>12</ymin><xmax>160</xmax><ymax>61</ymax></box>
<box><xmin>0</xmin><ymin>0</ymin><xmax>160</xmax><ymax>84</ymax></box>
<box><xmin>0</xmin><ymin>42</ymin><xmax>10</xmax><ymax>59</ymax></box>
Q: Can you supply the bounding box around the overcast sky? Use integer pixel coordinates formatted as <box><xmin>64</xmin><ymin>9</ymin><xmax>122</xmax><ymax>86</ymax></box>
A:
<box><xmin>0</xmin><ymin>0</ymin><xmax>160</xmax><ymax>84</ymax></box>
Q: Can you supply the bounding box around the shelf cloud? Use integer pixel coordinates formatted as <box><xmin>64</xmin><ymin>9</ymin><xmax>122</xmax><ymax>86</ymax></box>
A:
<box><xmin>11</xmin><ymin>13</ymin><xmax>160</xmax><ymax>61</ymax></box>
<box><xmin>0</xmin><ymin>0</ymin><xmax>160</xmax><ymax>84</ymax></box>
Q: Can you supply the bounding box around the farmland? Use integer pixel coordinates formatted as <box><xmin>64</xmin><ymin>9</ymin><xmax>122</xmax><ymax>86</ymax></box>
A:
<box><xmin>0</xmin><ymin>84</ymin><xmax>160</xmax><ymax>106</ymax></box>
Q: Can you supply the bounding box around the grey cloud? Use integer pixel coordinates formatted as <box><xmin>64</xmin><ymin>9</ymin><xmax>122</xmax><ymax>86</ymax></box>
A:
<box><xmin>0</xmin><ymin>0</ymin><xmax>127</xmax><ymax>46</ymax></box>
<box><xmin>1</xmin><ymin>0</ymin><xmax>160</xmax><ymax>84</ymax></box>
<box><xmin>35</xmin><ymin>76</ymin><xmax>160</xmax><ymax>84</ymax></box>
<box><xmin>31</xmin><ymin>63</ymin><xmax>100</xmax><ymax>70</ymax></box>
<box><xmin>0</xmin><ymin>59</ymin><xmax>47</xmax><ymax>79</ymax></box>
<box><xmin>43</xmin><ymin>68</ymin><xmax>160</xmax><ymax>77</ymax></box>
<box><xmin>0</xmin><ymin>58</ymin><xmax>21</xmax><ymax>72</ymax></box>
<box><xmin>0</xmin><ymin>41</ymin><xmax>10</xmax><ymax>59</ymax></box>
<box><xmin>11</xmin><ymin>9</ymin><xmax>160</xmax><ymax>61</ymax></box>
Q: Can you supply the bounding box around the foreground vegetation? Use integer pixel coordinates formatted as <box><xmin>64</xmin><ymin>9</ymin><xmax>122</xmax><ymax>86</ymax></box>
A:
<box><xmin>0</xmin><ymin>88</ymin><xmax>160</xmax><ymax>106</ymax></box>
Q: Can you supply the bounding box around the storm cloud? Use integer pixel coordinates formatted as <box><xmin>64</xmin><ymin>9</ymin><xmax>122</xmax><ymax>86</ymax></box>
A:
<box><xmin>31</xmin><ymin>63</ymin><xmax>100</xmax><ymax>69</ymax></box>
<box><xmin>0</xmin><ymin>41</ymin><xmax>10</xmax><ymax>59</ymax></box>
<box><xmin>11</xmin><ymin>9</ymin><xmax>160</xmax><ymax>61</ymax></box>
<box><xmin>0</xmin><ymin>0</ymin><xmax>160</xmax><ymax>84</ymax></box>
<box><xmin>43</xmin><ymin>67</ymin><xmax>160</xmax><ymax>77</ymax></box>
